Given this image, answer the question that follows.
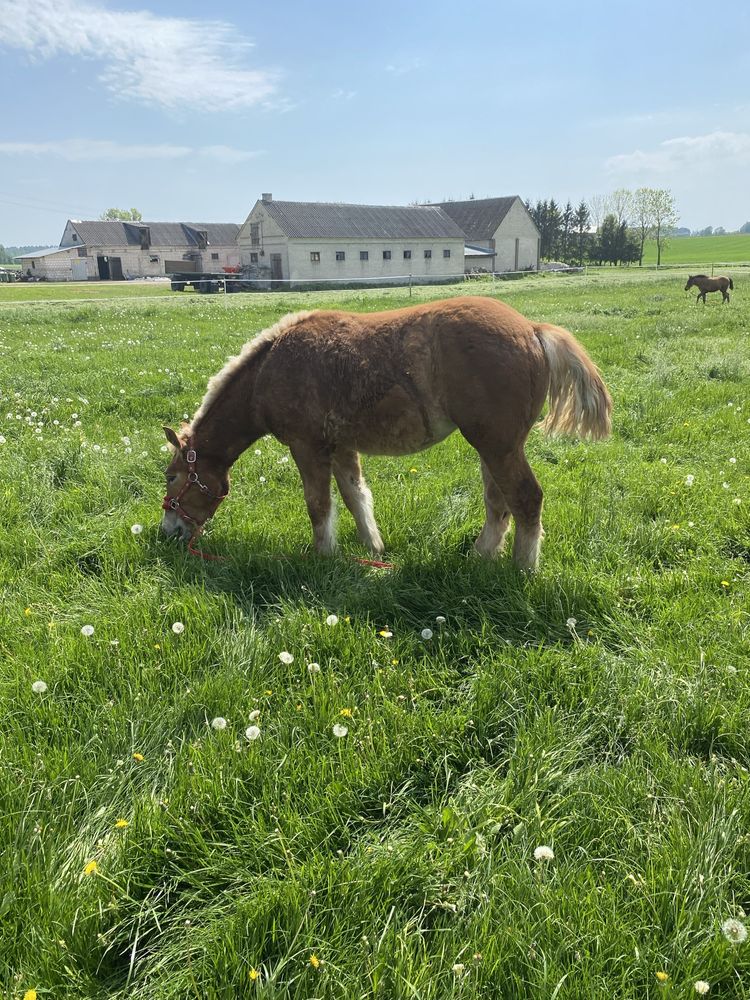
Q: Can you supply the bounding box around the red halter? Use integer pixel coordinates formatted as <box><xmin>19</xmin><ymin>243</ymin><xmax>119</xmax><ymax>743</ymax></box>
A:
<box><xmin>162</xmin><ymin>439</ymin><xmax>228</xmax><ymax>560</ymax></box>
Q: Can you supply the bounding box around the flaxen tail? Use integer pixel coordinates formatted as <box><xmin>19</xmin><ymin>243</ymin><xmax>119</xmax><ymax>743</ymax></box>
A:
<box><xmin>534</xmin><ymin>324</ymin><xmax>612</xmax><ymax>440</ymax></box>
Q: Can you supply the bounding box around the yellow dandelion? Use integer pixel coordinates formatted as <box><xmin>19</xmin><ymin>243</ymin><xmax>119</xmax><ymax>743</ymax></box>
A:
<box><xmin>309</xmin><ymin>953</ymin><xmax>321</xmax><ymax>969</ymax></box>
<box><xmin>656</xmin><ymin>971</ymin><xmax>669</xmax><ymax>983</ymax></box>
<box><xmin>265</xmin><ymin>689</ymin><xmax>273</xmax><ymax>696</ymax></box>
<box><xmin>409</xmin><ymin>468</ymin><xmax>417</xmax><ymax>473</ymax></box>
<box><xmin>115</xmin><ymin>818</ymin><xmax>129</xmax><ymax>829</ymax></box>
<box><xmin>83</xmin><ymin>860</ymin><xmax>99</xmax><ymax>876</ymax></box>
<box><xmin>24</xmin><ymin>990</ymin><xmax>38</xmax><ymax>1000</ymax></box>
<box><xmin>249</xmin><ymin>967</ymin><xmax>261</xmax><ymax>982</ymax></box>
<box><xmin>153</xmin><ymin>644</ymin><xmax>161</xmax><ymax>650</ymax></box>
<box><xmin>24</xmin><ymin>607</ymin><xmax>32</xmax><ymax>616</ymax></box>
<box><xmin>392</xmin><ymin>659</ymin><xmax>399</xmax><ymax>665</ymax></box>
<box><xmin>339</xmin><ymin>708</ymin><xmax>353</xmax><ymax>718</ymax></box>
<box><xmin>379</xmin><ymin>629</ymin><xmax>393</xmax><ymax>638</ymax></box>
<box><xmin>721</xmin><ymin>581</ymin><xmax>730</xmax><ymax>588</ymax></box>
<box><xmin>132</xmin><ymin>752</ymin><xmax>145</xmax><ymax>762</ymax></box>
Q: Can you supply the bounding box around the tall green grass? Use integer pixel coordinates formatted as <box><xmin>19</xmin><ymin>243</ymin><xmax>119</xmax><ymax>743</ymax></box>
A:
<box><xmin>1</xmin><ymin>273</ymin><xmax>748</xmax><ymax>998</ymax></box>
<box><xmin>642</xmin><ymin>233</ymin><xmax>750</xmax><ymax>266</ymax></box>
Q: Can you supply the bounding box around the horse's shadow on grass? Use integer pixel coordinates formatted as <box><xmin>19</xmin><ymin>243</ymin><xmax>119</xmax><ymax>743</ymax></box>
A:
<box><xmin>159</xmin><ymin>529</ymin><xmax>612</xmax><ymax>651</ymax></box>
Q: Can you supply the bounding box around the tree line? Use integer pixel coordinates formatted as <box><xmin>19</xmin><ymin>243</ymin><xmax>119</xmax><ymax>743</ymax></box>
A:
<box><xmin>525</xmin><ymin>188</ymin><xmax>679</xmax><ymax>266</ymax></box>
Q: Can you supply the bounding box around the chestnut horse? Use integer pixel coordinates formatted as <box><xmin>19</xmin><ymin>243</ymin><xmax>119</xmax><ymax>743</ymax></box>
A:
<box><xmin>685</xmin><ymin>274</ymin><xmax>733</xmax><ymax>304</ymax></box>
<box><xmin>161</xmin><ymin>296</ymin><xmax>611</xmax><ymax>570</ymax></box>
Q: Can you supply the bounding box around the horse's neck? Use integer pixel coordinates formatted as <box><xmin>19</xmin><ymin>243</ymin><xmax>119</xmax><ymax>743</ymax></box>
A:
<box><xmin>191</xmin><ymin>374</ymin><xmax>263</xmax><ymax>468</ymax></box>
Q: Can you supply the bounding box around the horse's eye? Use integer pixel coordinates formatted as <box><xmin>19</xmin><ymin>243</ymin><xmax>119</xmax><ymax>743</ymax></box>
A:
<box><xmin>166</xmin><ymin>475</ymin><xmax>177</xmax><ymax>483</ymax></box>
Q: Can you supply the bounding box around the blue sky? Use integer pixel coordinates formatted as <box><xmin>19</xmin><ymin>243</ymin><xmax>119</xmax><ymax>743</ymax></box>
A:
<box><xmin>1</xmin><ymin>0</ymin><xmax>749</xmax><ymax>245</ymax></box>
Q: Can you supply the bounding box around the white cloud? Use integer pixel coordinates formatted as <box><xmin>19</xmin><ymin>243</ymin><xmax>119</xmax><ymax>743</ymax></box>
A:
<box><xmin>0</xmin><ymin>0</ymin><xmax>279</xmax><ymax>112</ymax></box>
<box><xmin>385</xmin><ymin>56</ymin><xmax>424</xmax><ymax>76</ymax></box>
<box><xmin>0</xmin><ymin>139</ymin><xmax>261</xmax><ymax>162</ymax></box>
<box><xmin>606</xmin><ymin>130</ymin><xmax>750</xmax><ymax>174</ymax></box>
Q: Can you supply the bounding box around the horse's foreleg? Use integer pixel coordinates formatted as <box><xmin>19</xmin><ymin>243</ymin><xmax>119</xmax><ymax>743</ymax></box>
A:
<box><xmin>474</xmin><ymin>459</ymin><xmax>511</xmax><ymax>558</ymax></box>
<box><xmin>332</xmin><ymin>450</ymin><xmax>384</xmax><ymax>555</ymax></box>
<box><xmin>290</xmin><ymin>442</ymin><xmax>336</xmax><ymax>554</ymax></box>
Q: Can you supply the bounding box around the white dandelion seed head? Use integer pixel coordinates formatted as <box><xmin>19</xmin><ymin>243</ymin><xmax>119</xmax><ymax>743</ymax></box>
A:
<box><xmin>0</xmin><ymin>435</ymin><xmax>6</xmax><ymax>445</ymax></box>
<box><xmin>210</xmin><ymin>716</ymin><xmax>228</xmax><ymax>730</ymax></box>
<box><xmin>80</xmin><ymin>624</ymin><xmax>95</xmax><ymax>637</ymax></box>
<box><xmin>685</xmin><ymin>474</ymin><xmax>695</xmax><ymax>486</ymax></box>
<box><xmin>533</xmin><ymin>845</ymin><xmax>555</xmax><ymax>861</ymax></box>
<box><xmin>723</xmin><ymin>482</ymin><xmax>730</xmax><ymax>490</ymax></box>
<box><xmin>660</xmin><ymin>457</ymin><xmax>667</xmax><ymax>464</ymax></box>
<box><xmin>171</xmin><ymin>622</ymin><xmax>185</xmax><ymax>635</ymax></box>
<box><xmin>421</xmin><ymin>628</ymin><xmax>433</xmax><ymax>640</ymax></box>
<box><xmin>248</xmin><ymin>709</ymin><xmax>261</xmax><ymax>721</ymax></box>
<box><xmin>435</xmin><ymin>615</ymin><xmax>446</xmax><ymax>624</ymax></box>
<box><xmin>452</xmin><ymin>963</ymin><xmax>466</xmax><ymax>976</ymax></box>
<box><xmin>130</xmin><ymin>524</ymin><xmax>143</xmax><ymax>535</ymax></box>
<box><xmin>729</xmin><ymin>457</ymin><xmax>737</xmax><ymax>464</ymax></box>
<box><xmin>332</xmin><ymin>723</ymin><xmax>348</xmax><ymax>738</ymax></box>
<box><xmin>32</xmin><ymin>680</ymin><xmax>48</xmax><ymax>694</ymax></box>
<box><xmin>722</xmin><ymin>917</ymin><xmax>747</xmax><ymax>944</ymax></box>
<box><xmin>278</xmin><ymin>651</ymin><xmax>294</xmax><ymax>665</ymax></box>
<box><xmin>307</xmin><ymin>662</ymin><xmax>321</xmax><ymax>674</ymax></box>
<box><xmin>245</xmin><ymin>725</ymin><xmax>261</xmax><ymax>741</ymax></box>
<box><xmin>566</xmin><ymin>617</ymin><xmax>577</xmax><ymax>629</ymax></box>
<box><xmin>325</xmin><ymin>614</ymin><xmax>339</xmax><ymax>626</ymax></box>
<box><xmin>694</xmin><ymin>982</ymin><xmax>710</xmax><ymax>995</ymax></box>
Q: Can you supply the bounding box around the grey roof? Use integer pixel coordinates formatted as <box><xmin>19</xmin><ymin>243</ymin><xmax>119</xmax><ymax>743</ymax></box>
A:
<box><xmin>15</xmin><ymin>246</ymin><xmax>74</xmax><ymax>259</ymax></box>
<box><xmin>66</xmin><ymin>221</ymin><xmax>240</xmax><ymax>247</ymax></box>
<box><xmin>432</xmin><ymin>197</ymin><xmax>526</xmax><ymax>242</ymax></box>
<box><xmin>258</xmin><ymin>200</ymin><xmax>465</xmax><ymax>240</ymax></box>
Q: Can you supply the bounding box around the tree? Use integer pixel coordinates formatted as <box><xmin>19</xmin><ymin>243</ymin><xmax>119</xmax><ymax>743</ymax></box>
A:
<box><xmin>632</xmin><ymin>188</ymin><xmax>655</xmax><ymax>266</ymax></box>
<box><xmin>739</xmin><ymin>222</ymin><xmax>750</xmax><ymax>234</ymax></box>
<box><xmin>573</xmin><ymin>200</ymin><xmax>591</xmax><ymax>265</ymax></box>
<box><xmin>99</xmin><ymin>208</ymin><xmax>143</xmax><ymax>221</ymax></box>
<box><xmin>560</xmin><ymin>201</ymin><xmax>574</xmax><ymax>262</ymax></box>
<box><xmin>648</xmin><ymin>189</ymin><xmax>679</xmax><ymax>266</ymax></box>
<box><xmin>610</xmin><ymin>188</ymin><xmax>633</xmax><ymax>227</ymax></box>
<box><xmin>588</xmin><ymin>194</ymin><xmax>610</xmax><ymax>232</ymax></box>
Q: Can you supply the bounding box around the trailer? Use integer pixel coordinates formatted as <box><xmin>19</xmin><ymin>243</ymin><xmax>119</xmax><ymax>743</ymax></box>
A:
<box><xmin>168</xmin><ymin>265</ymin><xmax>271</xmax><ymax>293</ymax></box>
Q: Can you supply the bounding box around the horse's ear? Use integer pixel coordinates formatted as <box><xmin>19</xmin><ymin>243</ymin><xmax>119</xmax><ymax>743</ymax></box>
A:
<box><xmin>163</xmin><ymin>426</ymin><xmax>182</xmax><ymax>451</ymax></box>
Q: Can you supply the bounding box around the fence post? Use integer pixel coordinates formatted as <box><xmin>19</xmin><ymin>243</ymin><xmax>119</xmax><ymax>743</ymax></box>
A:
<box><xmin>409</xmin><ymin>273</ymin><xmax>412</xmax><ymax>297</ymax></box>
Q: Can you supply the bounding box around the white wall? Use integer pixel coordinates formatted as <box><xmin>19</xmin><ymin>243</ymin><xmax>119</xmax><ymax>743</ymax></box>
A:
<box><xmin>286</xmin><ymin>238</ymin><xmax>464</xmax><ymax>282</ymax></box>
<box><xmin>493</xmin><ymin>199</ymin><xmax>540</xmax><ymax>272</ymax></box>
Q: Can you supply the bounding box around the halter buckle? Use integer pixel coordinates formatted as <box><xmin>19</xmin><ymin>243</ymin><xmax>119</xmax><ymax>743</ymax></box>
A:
<box><xmin>186</xmin><ymin>449</ymin><xmax>197</xmax><ymax>464</ymax></box>
<box><xmin>188</xmin><ymin>471</ymin><xmax>199</xmax><ymax>483</ymax></box>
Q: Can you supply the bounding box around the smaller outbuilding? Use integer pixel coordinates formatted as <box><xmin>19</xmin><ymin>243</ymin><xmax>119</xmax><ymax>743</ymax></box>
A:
<box><xmin>16</xmin><ymin>220</ymin><xmax>240</xmax><ymax>281</ymax></box>
<box><xmin>433</xmin><ymin>196</ymin><xmax>540</xmax><ymax>272</ymax></box>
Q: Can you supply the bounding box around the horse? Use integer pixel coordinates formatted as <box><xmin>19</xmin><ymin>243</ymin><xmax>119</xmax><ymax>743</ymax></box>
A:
<box><xmin>685</xmin><ymin>274</ymin><xmax>733</xmax><ymax>304</ymax></box>
<box><xmin>161</xmin><ymin>296</ymin><xmax>612</xmax><ymax>571</ymax></box>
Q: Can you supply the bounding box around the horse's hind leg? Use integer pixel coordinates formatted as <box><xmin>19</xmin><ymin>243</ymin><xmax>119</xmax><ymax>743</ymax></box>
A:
<box><xmin>289</xmin><ymin>441</ymin><xmax>337</xmax><ymax>554</ymax></box>
<box><xmin>475</xmin><ymin>449</ymin><xmax>544</xmax><ymax>570</ymax></box>
<box><xmin>723</xmin><ymin>289</ymin><xmax>730</xmax><ymax>303</ymax></box>
<box><xmin>474</xmin><ymin>459</ymin><xmax>511</xmax><ymax>558</ymax></box>
<box><xmin>332</xmin><ymin>450</ymin><xmax>384</xmax><ymax>555</ymax></box>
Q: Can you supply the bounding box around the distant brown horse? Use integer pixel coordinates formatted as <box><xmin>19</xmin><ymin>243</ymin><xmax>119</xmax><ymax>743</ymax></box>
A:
<box><xmin>685</xmin><ymin>274</ymin><xmax>733</xmax><ymax>304</ymax></box>
<box><xmin>161</xmin><ymin>296</ymin><xmax>611</xmax><ymax>571</ymax></box>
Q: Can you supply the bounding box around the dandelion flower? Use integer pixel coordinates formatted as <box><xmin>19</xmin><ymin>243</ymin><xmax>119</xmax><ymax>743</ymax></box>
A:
<box><xmin>307</xmin><ymin>662</ymin><xmax>321</xmax><ymax>674</ymax></box>
<box><xmin>249</xmin><ymin>967</ymin><xmax>261</xmax><ymax>981</ymax></box>
<box><xmin>656</xmin><ymin>971</ymin><xmax>669</xmax><ymax>983</ymax></box>
<box><xmin>245</xmin><ymin>725</ymin><xmax>261</xmax><ymax>741</ymax></box>
<box><xmin>339</xmin><ymin>708</ymin><xmax>353</xmax><ymax>718</ymax></box>
<box><xmin>0</xmin><ymin>435</ymin><xmax>6</xmax><ymax>445</ymax></box>
<box><xmin>248</xmin><ymin>709</ymin><xmax>261</xmax><ymax>721</ymax></box>
<box><xmin>80</xmin><ymin>624</ymin><xmax>95</xmax><ymax>637</ymax></box>
<box><xmin>685</xmin><ymin>474</ymin><xmax>695</xmax><ymax>486</ymax></box>
<box><xmin>533</xmin><ymin>845</ymin><xmax>555</xmax><ymax>861</ymax></box>
<box><xmin>278</xmin><ymin>651</ymin><xmax>294</xmax><ymax>664</ymax></box>
<box><xmin>171</xmin><ymin>621</ymin><xmax>185</xmax><ymax>634</ymax></box>
<box><xmin>378</xmin><ymin>629</ymin><xmax>393</xmax><ymax>638</ymax></box>
<box><xmin>436</xmin><ymin>615</ymin><xmax>446</xmax><ymax>624</ymax></box>
<box><xmin>132</xmin><ymin>752</ymin><xmax>145</xmax><ymax>762</ymax></box>
<box><xmin>115</xmin><ymin>818</ymin><xmax>129</xmax><ymax>829</ymax></box>
<box><xmin>566</xmin><ymin>617</ymin><xmax>577</xmax><ymax>630</ymax></box>
<box><xmin>452</xmin><ymin>963</ymin><xmax>466</xmax><ymax>976</ymax></box>
<box><xmin>694</xmin><ymin>982</ymin><xmax>710</xmax><ymax>995</ymax></box>
<box><xmin>130</xmin><ymin>524</ymin><xmax>143</xmax><ymax>535</ymax></box>
<box><xmin>332</xmin><ymin>723</ymin><xmax>348</xmax><ymax>738</ymax></box>
<box><xmin>421</xmin><ymin>628</ymin><xmax>433</xmax><ymax>640</ymax></box>
<box><xmin>31</xmin><ymin>680</ymin><xmax>48</xmax><ymax>694</ymax></box>
<box><xmin>722</xmin><ymin>917</ymin><xmax>748</xmax><ymax>944</ymax></box>
<box><xmin>83</xmin><ymin>860</ymin><xmax>99</xmax><ymax>875</ymax></box>
<box><xmin>325</xmin><ymin>614</ymin><xmax>339</xmax><ymax>626</ymax></box>
<box><xmin>24</xmin><ymin>607</ymin><xmax>32</xmax><ymax>616</ymax></box>
<box><xmin>23</xmin><ymin>991</ymin><xmax>37</xmax><ymax>1000</ymax></box>
<box><xmin>309</xmin><ymin>953</ymin><xmax>321</xmax><ymax>969</ymax></box>
<box><xmin>211</xmin><ymin>717</ymin><xmax>228</xmax><ymax>730</ymax></box>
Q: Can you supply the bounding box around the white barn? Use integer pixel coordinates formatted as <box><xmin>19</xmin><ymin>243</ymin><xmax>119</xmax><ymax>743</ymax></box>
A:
<box><xmin>434</xmin><ymin>197</ymin><xmax>540</xmax><ymax>272</ymax></box>
<box><xmin>17</xmin><ymin>220</ymin><xmax>240</xmax><ymax>281</ymax></box>
<box><xmin>237</xmin><ymin>195</ymin><xmax>466</xmax><ymax>285</ymax></box>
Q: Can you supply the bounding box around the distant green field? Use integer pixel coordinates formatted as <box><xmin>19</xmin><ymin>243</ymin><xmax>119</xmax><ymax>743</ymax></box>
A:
<box><xmin>643</xmin><ymin>233</ymin><xmax>750</xmax><ymax>266</ymax></box>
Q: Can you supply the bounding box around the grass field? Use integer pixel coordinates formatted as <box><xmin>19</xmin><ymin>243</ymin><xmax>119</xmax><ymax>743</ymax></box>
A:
<box><xmin>1</xmin><ymin>273</ymin><xmax>749</xmax><ymax>999</ymax></box>
<box><xmin>642</xmin><ymin>233</ymin><xmax>750</xmax><ymax>267</ymax></box>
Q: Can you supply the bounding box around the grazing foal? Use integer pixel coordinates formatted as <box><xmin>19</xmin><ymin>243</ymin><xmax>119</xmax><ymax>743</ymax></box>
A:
<box><xmin>161</xmin><ymin>296</ymin><xmax>611</xmax><ymax>570</ymax></box>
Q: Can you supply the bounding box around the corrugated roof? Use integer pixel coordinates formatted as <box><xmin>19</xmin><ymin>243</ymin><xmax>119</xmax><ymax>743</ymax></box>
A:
<box><xmin>433</xmin><ymin>197</ymin><xmax>525</xmax><ymax>242</ymax></box>
<box><xmin>65</xmin><ymin>221</ymin><xmax>239</xmax><ymax>247</ymax></box>
<box><xmin>258</xmin><ymin>200</ymin><xmax>465</xmax><ymax>239</ymax></box>
<box><xmin>15</xmin><ymin>246</ymin><xmax>75</xmax><ymax>259</ymax></box>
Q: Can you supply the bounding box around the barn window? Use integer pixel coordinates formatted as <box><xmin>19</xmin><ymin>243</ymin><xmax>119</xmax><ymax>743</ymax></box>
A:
<box><xmin>403</xmin><ymin>250</ymin><xmax>412</xmax><ymax>260</ymax></box>
<box><xmin>150</xmin><ymin>255</ymin><xmax>159</xmax><ymax>263</ymax></box>
<box><xmin>77</xmin><ymin>247</ymin><xmax>88</xmax><ymax>258</ymax></box>
<box><xmin>443</xmin><ymin>249</ymin><xmax>451</xmax><ymax>258</ymax></box>
<box><xmin>360</xmin><ymin>251</ymin><xmax>369</xmax><ymax>261</ymax></box>
<box><xmin>211</xmin><ymin>253</ymin><xmax>219</xmax><ymax>261</ymax></box>
<box><xmin>310</xmin><ymin>251</ymin><xmax>321</xmax><ymax>263</ymax></box>
<box><xmin>382</xmin><ymin>250</ymin><xmax>391</xmax><ymax>260</ymax></box>
<box><xmin>250</xmin><ymin>223</ymin><xmax>260</xmax><ymax>246</ymax></box>
<box><xmin>424</xmin><ymin>249</ymin><xmax>432</xmax><ymax>259</ymax></box>
<box><xmin>336</xmin><ymin>251</ymin><xmax>345</xmax><ymax>261</ymax></box>
<box><xmin>71</xmin><ymin>233</ymin><xmax>78</xmax><ymax>241</ymax></box>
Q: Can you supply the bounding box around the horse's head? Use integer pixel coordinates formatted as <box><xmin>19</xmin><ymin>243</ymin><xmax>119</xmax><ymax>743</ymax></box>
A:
<box><xmin>161</xmin><ymin>426</ymin><xmax>229</xmax><ymax>541</ymax></box>
<box><xmin>684</xmin><ymin>276</ymin><xmax>695</xmax><ymax>291</ymax></box>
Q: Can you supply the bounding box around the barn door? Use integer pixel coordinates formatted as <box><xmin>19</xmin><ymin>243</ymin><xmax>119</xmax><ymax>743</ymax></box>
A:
<box><xmin>270</xmin><ymin>254</ymin><xmax>282</xmax><ymax>280</ymax></box>
<box><xmin>109</xmin><ymin>257</ymin><xmax>124</xmax><ymax>280</ymax></box>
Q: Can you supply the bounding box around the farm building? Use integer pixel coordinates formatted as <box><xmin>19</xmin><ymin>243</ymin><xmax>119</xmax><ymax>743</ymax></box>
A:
<box><xmin>16</xmin><ymin>220</ymin><xmax>240</xmax><ymax>281</ymax></box>
<box><xmin>237</xmin><ymin>195</ymin><xmax>466</xmax><ymax>285</ymax></box>
<box><xmin>433</xmin><ymin>196</ymin><xmax>540</xmax><ymax>272</ymax></box>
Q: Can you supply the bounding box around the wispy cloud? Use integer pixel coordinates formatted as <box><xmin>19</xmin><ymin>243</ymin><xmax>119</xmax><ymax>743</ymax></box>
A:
<box><xmin>0</xmin><ymin>0</ymin><xmax>280</xmax><ymax>112</ymax></box>
<box><xmin>385</xmin><ymin>56</ymin><xmax>424</xmax><ymax>76</ymax></box>
<box><xmin>331</xmin><ymin>89</ymin><xmax>357</xmax><ymax>101</ymax></box>
<box><xmin>606</xmin><ymin>130</ymin><xmax>750</xmax><ymax>174</ymax></box>
<box><xmin>0</xmin><ymin>139</ymin><xmax>262</xmax><ymax>162</ymax></box>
